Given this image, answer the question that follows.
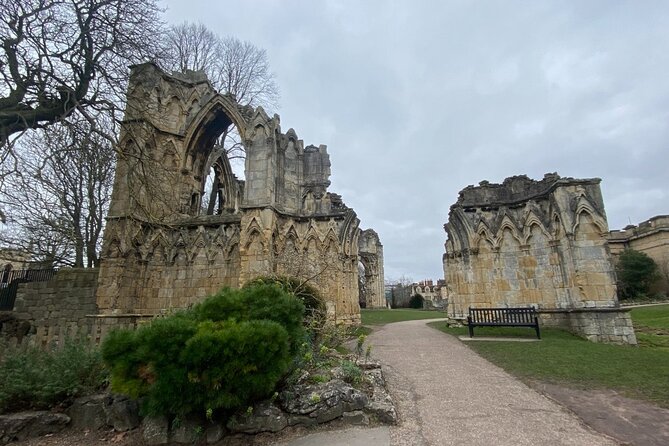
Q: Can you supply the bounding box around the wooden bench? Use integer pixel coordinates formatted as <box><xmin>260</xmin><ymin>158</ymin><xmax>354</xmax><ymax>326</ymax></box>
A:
<box><xmin>467</xmin><ymin>307</ymin><xmax>541</xmax><ymax>339</ymax></box>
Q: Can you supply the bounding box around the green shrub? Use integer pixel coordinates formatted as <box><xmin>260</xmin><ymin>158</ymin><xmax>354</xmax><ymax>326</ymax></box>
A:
<box><xmin>102</xmin><ymin>315</ymin><xmax>198</xmax><ymax>400</ymax></box>
<box><xmin>243</xmin><ymin>276</ymin><xmax>326</xmax><ymax>323</ymax></box>
<box><xmin>180</xmin><ymin>320</ymin><xmax>290</xmax><ymax>413</ymax></box>
<box><xmin>409</xmin><ymin>294</ymin><xmax>424</xmax><ymax>309</ymax></box>
<box><xmin>617</xmin><ymin>249</ymin><xmax>659</xmax><ymax>299</ymax></box>
<box><xmin>102</xmin><ymin>283</ymin><xmax>304</xmax><ymax>417</ymax></box>
<box><xmin>192</xmin><ymin>284</ymin><xmax>305</xmax><ymax>354</ymax></box>
<box><xmin>340</xmin><ymin>360</ymin><xmax>363</xmax><ymax>385</ymax></box>
<box><xmin>0</xmin><ymin>340</ymin><xmax>107</xmax><ymax>413</ymax></box>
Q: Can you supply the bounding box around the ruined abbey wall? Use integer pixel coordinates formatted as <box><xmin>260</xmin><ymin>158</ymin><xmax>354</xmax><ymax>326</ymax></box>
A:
<box><xmin>358</xmin><ymin>230</ymin><xmax>385</xmax><ymax>308</ymax></box>
<box><xmin>443</xmin><ymin>174</ymin><xmax>635</xmax><ymax>344</ymax></box>
<box><xmin>96</xmin><ymin>63</ymin><xmax>382</xmax><ymax>324</ymax></box>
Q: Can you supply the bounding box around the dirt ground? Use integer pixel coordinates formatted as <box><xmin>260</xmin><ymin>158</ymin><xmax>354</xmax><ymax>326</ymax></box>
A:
<box><xmin>10</xmin><ymin>383</ymin><xmax>669</xmax><ymax>446</ymax></box>
<box><xmin>531</xmin><ymin>382</ymin><xmax>669</xmax><ymax>446</ymax></box>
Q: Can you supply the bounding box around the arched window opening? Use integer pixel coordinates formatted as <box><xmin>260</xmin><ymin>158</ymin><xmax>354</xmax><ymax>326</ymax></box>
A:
<box><xmin>358</xmin><ymin>260</ymin><xmax>367</xmax><ymax>308</ymax></box>
<box><xmin>200</xmin><ymin>150</ymin><xmax>242</xmax><ymax>216</ymax></box>
<box><xmin>188</xmin><ymin>107</ymin><xmax>246</xmax><ymax>216</ymax></box>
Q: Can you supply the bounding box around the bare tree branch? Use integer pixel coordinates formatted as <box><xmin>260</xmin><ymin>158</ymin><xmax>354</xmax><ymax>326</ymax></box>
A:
<box><xmin>162</xmin><ymin>21</ymin><xmax>279</xmax><ymax>111</ymax></box>
<box><xmin>0</xmin><ymin>0</ymin><xmax>164</xmax><ymax>146</ymax></box>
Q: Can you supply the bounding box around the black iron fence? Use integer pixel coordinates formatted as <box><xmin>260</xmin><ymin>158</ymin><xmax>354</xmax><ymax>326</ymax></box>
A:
<box><xmin>0</xmin><ymin>268</ymin><xmax>58</xmax><ymax>311</ymax></box>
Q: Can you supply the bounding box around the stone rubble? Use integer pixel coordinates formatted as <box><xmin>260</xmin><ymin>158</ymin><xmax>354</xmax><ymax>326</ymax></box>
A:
<box><xmin>1</xmin><ymin>360</ymin><xmax>396</xmax><ymax>445</ymax></box>
<box><xmin>0</xmin><ymin>411</ymin><xmax>70</xmax><ymax>445</ymax></box>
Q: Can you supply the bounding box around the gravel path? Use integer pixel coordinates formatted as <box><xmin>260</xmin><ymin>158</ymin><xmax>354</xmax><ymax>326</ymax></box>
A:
<box><xmin>368</xmin><ymin>318</ymin><xmax>618</xmax><ymax>446</ymax></box>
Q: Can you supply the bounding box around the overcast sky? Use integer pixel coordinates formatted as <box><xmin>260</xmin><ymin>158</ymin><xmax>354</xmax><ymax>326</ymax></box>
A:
<box><xmin>164</xmin><ymin>0</ymin><xmax>669</xmax><ymax>282</ymax></box>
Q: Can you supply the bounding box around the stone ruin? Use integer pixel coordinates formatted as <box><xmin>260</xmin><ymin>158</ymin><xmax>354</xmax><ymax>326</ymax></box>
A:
<box><xmin>443</xmin><ymin>173</ymin><xmax>637</xmax><ymax>344</ymax></box>
<box><xmin>357</xmin><ymin>229</ymin><xmax>385</xmax><ymax>308</ymax></box>
<box><xmin>1</xmin><ymin>63</ymin><xmax>385</xmax><ymax>346</ymax></box>
<box><xmin>93</xmin><ymin>62</ymin><xmax>385</xmax><ymax>326</ymax></box>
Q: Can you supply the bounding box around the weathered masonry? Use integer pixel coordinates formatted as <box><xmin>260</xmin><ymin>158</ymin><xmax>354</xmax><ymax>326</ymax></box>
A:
<box><xmin>95</xmin><ymin>63</ymin><xmax>384</xmax><ymax>326</ymax></box>
<box><xmin>443</xmin><ymin>173</ymin><xmax>636</xmax><ymax>344</ymax></box>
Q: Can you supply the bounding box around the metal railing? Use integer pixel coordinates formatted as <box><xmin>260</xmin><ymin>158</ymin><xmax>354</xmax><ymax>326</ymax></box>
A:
<box><xmin>0</xmin><ymin>268</ymin><xmax>58</xmax><ymax>311</ymax></box>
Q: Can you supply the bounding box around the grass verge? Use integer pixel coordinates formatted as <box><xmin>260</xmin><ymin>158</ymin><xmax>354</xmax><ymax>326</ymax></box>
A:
<box><xmin>361</xmin><ymin>309</ymin><xmax>446</xmax><ymax>325</ymax></box>
<box><xmin>630</xmin><ymin>304</ymin><xmax>669</xmax><ymax>350</ymax></box>
<box><xmin>429</xmin><ymin>305</ymin><xmax>669</xmax><ymax>408</ymax></box>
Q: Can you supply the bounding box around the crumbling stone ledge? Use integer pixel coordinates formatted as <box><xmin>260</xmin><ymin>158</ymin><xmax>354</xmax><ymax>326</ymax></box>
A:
<box><xmin>0</xmin><ymin>362</ymin><xmax>397</xmax><ymax>445</ymax></box>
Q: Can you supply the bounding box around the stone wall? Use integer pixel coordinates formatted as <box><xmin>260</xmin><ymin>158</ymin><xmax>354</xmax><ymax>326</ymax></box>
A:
<box><xmin>608</xmin><ymin>215</ymin><xmax>669</xmax><ymax>294</ymax></box>
<box><xmin>0</xmin><ymin>269</ymin><xmax>153</xmax><ymax>347</ymax></box>
<box><xmin>10</xmin><ymin>269</ymin><xmax>98</xmax><ymax>345</ymax></box>
<box><xmin>443</xmin><ymin>173</ymin><xmax>634</xmax><ymax>344</ymax></box>
<box><xmin>539</xmin><ymin>309</ymin><xmax>636</xmax><ymax>345</ymax></box>
<box><xmin>238</xmin><ymin>209</ymin><xmax>362</xmax><ymax>324</ymax></box>
<box><xmin>97</xmin><ymin>217</ymin><xmax>242</xmax><ymax>314</ymax></box>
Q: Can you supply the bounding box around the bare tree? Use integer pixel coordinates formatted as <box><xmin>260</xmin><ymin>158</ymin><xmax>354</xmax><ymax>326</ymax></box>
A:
<box><xmin>384</xmin><ymin>275</ymin><xmax>414</xmax><ymax>308</ymax></box>
<box><xmin>0</xmin><ymin>0</ymin><xmax>164</xmax><ymax>147</ymax></box>
<box><xmin>164</xmin><ymin>22</ymin><xmax>219</xmax><ymax>76</ymax></box>
<box><xmin>164</xmin><ymin>22</ymin><xmax>279</xmax><ymax>110</ymax></box>
<box><xmin>216</xmin><ymin>36</ymin><xmax>279</xmax><ymax>110</ymax></box>
<box><xmin>0</xmin><ymin>118</ymin><xmax>114</xmax><ymax>267</ymax></box>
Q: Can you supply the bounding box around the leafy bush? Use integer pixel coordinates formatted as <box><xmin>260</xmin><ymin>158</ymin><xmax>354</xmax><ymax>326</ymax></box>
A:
<box><xmin>102</xmin><ymin>315</ymin><xmax>198</xmax><ymax>401</ymax></box>
<box><xmin>409</xmin><ymin>294</ymin><xmax>424</xmax><ymax>309</ymax></box>
<box><xmin>0</xmin><ymin>339</ymin><xmax>107</xmax><ymax>413</ymax></box>
<box><xmin>102</xmin><ymin>284</ymin><xmax>304</xmax><ymax>417</ymax></box>
<box><xmin>617</xmin><ymin>249</ymin><xmax>659</xmax><ymax>299</ymax></box>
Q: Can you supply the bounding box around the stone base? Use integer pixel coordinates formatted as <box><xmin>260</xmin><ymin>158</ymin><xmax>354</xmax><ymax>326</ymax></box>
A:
<box><xmin>539</xmin><ymin>308</ymin><xmax>637</xmax><ymax>345</ymax></box>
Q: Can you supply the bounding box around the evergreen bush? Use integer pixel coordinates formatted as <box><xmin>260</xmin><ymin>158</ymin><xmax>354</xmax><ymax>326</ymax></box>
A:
<box><xmin>101</xmin><ymin>283</ymin><xmax>304</xmax><ymax>417</ymax></box>
<box><xmin>243</xmin><ymin>276</ymin><xmax>326</xmax><ymax>323</ymax></box>
<box><xmin>192</xmin><ymin>283</ymin><xmax>305</xmax><ymax>354</ymax></box>
<box><xmin>617</xmin><ymin>249</ymin><xmax>659</xmax><ymax>299</ymax></box>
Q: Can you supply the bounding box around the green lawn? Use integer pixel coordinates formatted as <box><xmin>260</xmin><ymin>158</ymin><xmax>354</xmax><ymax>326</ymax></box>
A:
<box><xmin>631</xmin><ymin>304</ymin><xmax>669</xmax><ymax>330</ymax></box>
<box><xmin>361</xmin><ymin>308</ymin><xmax>446</xmax><ymax>325</ymax></box>
<box><xmin>429</xmin><ymin>304</ymin><xmax>669</xmax><ymax>407</ymax></box>
<box><xmin>630</xmin><ymin>304</ymin><xmax>669</xmax><ymax>350</ymax></box>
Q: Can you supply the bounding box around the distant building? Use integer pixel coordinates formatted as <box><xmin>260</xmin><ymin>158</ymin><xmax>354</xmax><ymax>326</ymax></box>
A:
<box><xmin>0</xmin><ymin>249</ymin><xmax>32</xmax><ymax>285</ymax></box>
<box><xmin>387</xmin><ymin>279</ymin><xmax>447</xmax><ymax>309</ymax></box>
<box><xmin>607</xmin><ymin>215</ymin><xmax>669</xmax><ymax>295</ymax></box>
<box><xmin>411</xmin><ymin>279</ymin><xmax>447</xmax><ymax>309</ymax></box>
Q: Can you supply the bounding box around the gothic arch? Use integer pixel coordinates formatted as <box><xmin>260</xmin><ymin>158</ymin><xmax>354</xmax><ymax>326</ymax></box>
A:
<box><xmin>495</xmin><ymin>216</ymin><xmax>523</xmax><ymax>248</ymax></box>
<box><xmin>572</xmin><ymin>197</ymin><xmax>608</xmax><ymax>235</ymax></box>
<box><xmin>473</xmin><ymin>221</ymin><xmax>494</xmax><ymax>248</ymax></box>
<box><xmin>182</xmin><ymin>95</ymin><xmax>250</xmax><ymax>175</ymax></box>
<box><xmin>522</xmin><ymin>212</ymin><xmax>551</xmax><ymax>244</ymax></box>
